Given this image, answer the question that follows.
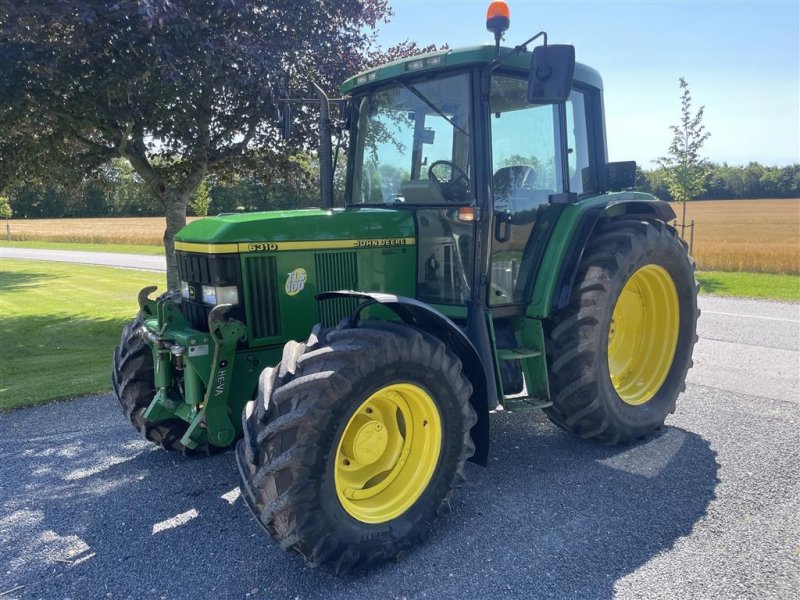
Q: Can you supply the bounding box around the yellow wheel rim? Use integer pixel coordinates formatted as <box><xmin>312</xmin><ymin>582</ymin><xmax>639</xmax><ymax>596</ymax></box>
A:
<box><xmin>334</xmin><ymin>383</ymin><xmax>442</xmax><ymax>524</ymax></box>
<box><xmin>608</xmin><ymin>264</ymin><xmax>680</xmax><ymax>406</ymax></box>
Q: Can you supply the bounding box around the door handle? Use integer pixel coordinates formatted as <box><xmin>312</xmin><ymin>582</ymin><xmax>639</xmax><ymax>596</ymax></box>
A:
<box><xmin>494</xmin><ymin>211</ymin><xmax>512</xmax><ymax>243</ymax></box>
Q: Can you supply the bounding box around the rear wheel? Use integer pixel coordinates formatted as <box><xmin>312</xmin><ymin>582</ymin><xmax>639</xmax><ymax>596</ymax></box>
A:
<box><xmin>236</xmin><ymin>319</ymin><xmax>476</xmax><ymax>573</ymax></box>
<box><xmin>544</xmin><ymin>219</ymin><xmax>698</xmax><ymax>443</ymax></box>
<box><xmin>112</xmin><ymin>314</ymin><xmax>220</xmax><ymax>455</ymax></box>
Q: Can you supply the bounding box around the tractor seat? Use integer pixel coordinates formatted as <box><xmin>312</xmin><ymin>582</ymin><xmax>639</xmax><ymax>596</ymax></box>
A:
<box><xmin>493</xmin><ymin>165</ymin><xmax>536</xmax><ymax>203</ymax></box>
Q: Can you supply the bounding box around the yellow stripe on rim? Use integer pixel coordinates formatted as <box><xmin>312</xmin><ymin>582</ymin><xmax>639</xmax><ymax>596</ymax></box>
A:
<box><xmin>334</xmin><ymin>383</ymin><xmax>442</xmax><ymax>524</ymax></box>
<box><xmin>607</xmin><ymin>264</ymin><xmax>680</xmax><ymax>406</ymax></box>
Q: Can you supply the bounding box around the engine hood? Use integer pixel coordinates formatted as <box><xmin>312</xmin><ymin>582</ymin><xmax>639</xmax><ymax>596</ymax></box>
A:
<box><xmin>174</xmin><ymin>208</ymin><xmax>416</xmax><ymax>251</ymax></box>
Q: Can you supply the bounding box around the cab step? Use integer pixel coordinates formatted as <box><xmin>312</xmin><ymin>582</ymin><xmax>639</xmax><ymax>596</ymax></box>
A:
<box><xmin>501</xmin><ymin>396</ymin><xmax>552</xmax><ymax>412</ymax></box>
<box><xmin>496</xmin><ymin>347</ymin><xmax>541</xmax><ymax>361</ymax></box>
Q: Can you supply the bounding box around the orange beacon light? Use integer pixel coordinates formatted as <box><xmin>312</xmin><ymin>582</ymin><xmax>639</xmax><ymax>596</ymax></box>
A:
<box><xmin>486</xmin><ymin>1</ymin><xmax>511</xmax><ymax>51</ymax></box>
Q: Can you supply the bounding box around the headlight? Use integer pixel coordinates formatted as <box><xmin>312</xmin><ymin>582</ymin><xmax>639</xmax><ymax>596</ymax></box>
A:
<box><xmin>201</xmin><ymin>285</ymin><xmax>239</xmax><ymax>306</ymax></box>
<box><xmin>181</xmin><ymin>281</ymin><xmax>190</xmax><ymax>299</ymax></box>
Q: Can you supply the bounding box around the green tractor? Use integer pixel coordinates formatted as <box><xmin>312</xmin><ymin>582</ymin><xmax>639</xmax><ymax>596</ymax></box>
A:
<box><xmin>112</xmin><ymin>3</ymin><xmax>698</xmax><ymax>574</ymax></box>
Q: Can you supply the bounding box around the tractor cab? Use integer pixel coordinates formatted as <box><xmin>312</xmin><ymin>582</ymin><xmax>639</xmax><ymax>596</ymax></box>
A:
<box><xmin>337</xmin><ymin>41</ymin><xmax>620</xmax><ymax>408</ymax></box>
<box><xmin>343</xmin><ymin>46</ymin><xmax>604</xmax><ymax>310</ymax></box>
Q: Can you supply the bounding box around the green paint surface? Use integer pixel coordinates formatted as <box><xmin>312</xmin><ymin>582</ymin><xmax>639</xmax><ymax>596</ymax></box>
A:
<box><xmin>176</xmin><ymin>208</ymin><xmax>416</xmax><ymax>244</ymax></box>
<box><xmin>341</xmin><ymin>45</ymin><xmax>603</xmax><ymax>94</ymax></box>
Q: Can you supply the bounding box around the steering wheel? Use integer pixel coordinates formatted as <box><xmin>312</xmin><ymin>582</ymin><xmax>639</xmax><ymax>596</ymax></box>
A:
<box><xmin>428</xmin><ymin>160</ymin><xmax>470</xmax><ymax>187</ymax></box>
<box><xmin>428</xmin><ymin>160</ymin><xmax>470</xmax><ymax>203</ymax></box>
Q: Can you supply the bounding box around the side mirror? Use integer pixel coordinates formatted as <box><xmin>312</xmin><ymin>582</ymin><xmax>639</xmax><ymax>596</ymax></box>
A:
<box><xmin>527</xmin><ymin>44</ymin><xmax>575</xmax><ymax>104</ymax></box>
<box><xmin>606</xmin><ymin>161</ymin><xmax>637</xmax><ymax>191</ymax></box>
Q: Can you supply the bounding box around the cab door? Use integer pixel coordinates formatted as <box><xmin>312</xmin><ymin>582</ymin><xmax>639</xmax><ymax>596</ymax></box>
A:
<box><xmin>488</xmin><ymin>74</ymin><xmax>566</xmax><ymax>308</ymax></box>
<box><xmin>485</xmin><ymin>76</ymin><xmax>605</xmax><ymax>403</ymax></box>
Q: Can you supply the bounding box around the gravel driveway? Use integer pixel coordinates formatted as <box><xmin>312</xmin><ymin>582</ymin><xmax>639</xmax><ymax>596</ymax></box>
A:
<box><xmin>1</xmin><ymin>296</ymin><xmax>797</xmax><ymax>599</ymax></box>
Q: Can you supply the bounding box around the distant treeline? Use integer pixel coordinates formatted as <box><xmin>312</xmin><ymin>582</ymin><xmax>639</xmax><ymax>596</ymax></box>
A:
<box><xmin>638</xmin><ymin>162</ymin><xmax>799</xmax><ymax>201</ymax></box>
<box><xmin>6</xmin><ymin>159</ymin><xmax>323</xmax><ymax>219</ymax></box>
<box><xmin>5</xmin><ymin>159</ymin><xmax>799</xmax><ymax>219</ymax></box>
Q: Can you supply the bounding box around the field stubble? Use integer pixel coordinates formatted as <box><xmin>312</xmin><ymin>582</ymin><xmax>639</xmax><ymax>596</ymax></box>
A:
<box><xmin>4</xmin><ymin>199</ymin><xmax>799</xmax><ymax>274</ymax></box>
<box><xmin>671</xmin><ymin>198</ymin><xmax>799</xmax><ymax>274</ymax></box>
<box><xmin>4</xmin><ymin>216</ymin><xmax>199</xmax><ymax>246</ymax></box>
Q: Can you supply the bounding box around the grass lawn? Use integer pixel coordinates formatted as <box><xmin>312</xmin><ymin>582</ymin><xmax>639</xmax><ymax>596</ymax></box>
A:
<box><xmin>696</xmin><ymin>271</ymin><xmax>800</xmax><ymax>302</ymax></box>
<box><xmin>0</xmin><ymin>239</ymin><xmax>163</xmax><ymax>255</ymax></box>
<box><xmin>0</xmin><ymin>259</ymin><xmax>165</xmax><ymax>410</ymax></box>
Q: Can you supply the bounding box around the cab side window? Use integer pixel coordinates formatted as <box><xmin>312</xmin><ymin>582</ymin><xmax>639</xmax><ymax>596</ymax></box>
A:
<box><xmin>488</xmin><ymin>75</ymin><xmax>564</xmax><ymax>305</ymax></box>
<box><xmin>566</xmin><ymin>89</ymin><xmax>597</xmax><ymax>195</ymax></box>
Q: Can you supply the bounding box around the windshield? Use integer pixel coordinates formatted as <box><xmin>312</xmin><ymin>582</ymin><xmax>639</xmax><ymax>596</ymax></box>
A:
<box><xmin>350</xmin><ymin>72</ymin><xmax>472</xmax><ymax>205</ymax></box>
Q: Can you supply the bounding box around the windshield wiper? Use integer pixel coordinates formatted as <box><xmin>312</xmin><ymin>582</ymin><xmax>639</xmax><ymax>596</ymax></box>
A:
<box><xmin>399</xmin><ymin>81</ymin><xmax>470</xmax><ymax>137</ymax></box>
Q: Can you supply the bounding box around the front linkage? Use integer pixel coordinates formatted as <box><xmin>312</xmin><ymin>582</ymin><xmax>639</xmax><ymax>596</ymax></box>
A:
<box><xmin>137</xmin><ymin>287</ymin><xmax>247</xmax><ymax>450</ymax></box>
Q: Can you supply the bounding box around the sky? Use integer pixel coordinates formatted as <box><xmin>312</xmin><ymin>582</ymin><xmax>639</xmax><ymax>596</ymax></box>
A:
<box><xmin>374</xmin><ymin>0</ymin><xmax>800</xmax><ymax>167</ymax></box>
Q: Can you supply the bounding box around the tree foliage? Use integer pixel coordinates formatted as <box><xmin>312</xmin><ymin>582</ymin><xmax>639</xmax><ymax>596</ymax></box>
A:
<box><xmin>188</xmin><ymin>180</ymin><xmax>212</xmax><ymax>217</ymax></box>
<box><xmin>655</xmin><ymin>78</ymin><xmax>711</xmax><ymax>206</ymax></box>
<box><xmin>0</xmin><ymin>195</ymin><xmax>12</xmax><ymax>220</ymax></box>
<box><xmin>0</xmin><ymin>0</ymin><xmax>392</xmax><ymax>288</ymax></box>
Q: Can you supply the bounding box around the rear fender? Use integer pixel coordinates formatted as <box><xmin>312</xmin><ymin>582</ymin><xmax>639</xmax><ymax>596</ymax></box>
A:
<box><xmin>317</xmin><ymin>291</ymin><xmax>490</xmax><ymax>466</ymax></box>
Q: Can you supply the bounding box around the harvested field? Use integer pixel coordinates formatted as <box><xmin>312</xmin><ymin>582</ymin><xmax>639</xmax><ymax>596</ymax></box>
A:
<box><xmin>4</xmin><ymin>199</ymin><xmax>799</xmax><ymax>274</ymax></box>
<box><xmin>4</xmin><ymin>216</ymin><xmax>200</xmax><ymax>246</ymax></box>
<box><xmin>671</xmin><ymin>199</ymin><xmax>799</xmax><ymax>274</ymax></box>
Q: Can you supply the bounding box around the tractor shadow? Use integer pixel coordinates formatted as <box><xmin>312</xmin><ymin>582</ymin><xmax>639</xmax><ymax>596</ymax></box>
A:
<box><xmin>412</xmin><ymin>410</ymin><xmax>720</xmax><ymax>599</ymax></box>
<box><xmin>0</xmin><ymin>395</ymin><xmax>718</xmax><ymax>600</ymax></box>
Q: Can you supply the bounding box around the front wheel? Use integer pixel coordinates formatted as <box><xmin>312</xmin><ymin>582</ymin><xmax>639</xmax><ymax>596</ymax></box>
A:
<box><xmin>544</xmin><ymin>219</ymin><xmax>698</xmax><ymax>443</ymax></box>
<box><xmin>236</xmin><ymin>319</ymin><xmax>476</xmax><ymax>573</ymax></box>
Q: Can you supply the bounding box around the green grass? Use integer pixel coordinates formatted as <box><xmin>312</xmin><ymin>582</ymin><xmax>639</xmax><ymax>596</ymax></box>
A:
<box><xmin>0</xmin><ymin>259</ymin><xmax>166</xmax><ymax>410</ymax></box>
<box><xmin>0</xmin><ymin>239</ymin><xmax>163</xmax><ymax>255</ymax></box>
<box><xmin>697</xmin><ymin>271</ymin><xmax>800</xmax><ymax>301</ymax></box>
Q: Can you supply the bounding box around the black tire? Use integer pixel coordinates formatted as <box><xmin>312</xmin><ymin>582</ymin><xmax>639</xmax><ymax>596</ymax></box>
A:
<box><xmin>544</xmin><ymin>219</ymin><xmax>698</xmax><ymax>443</ymax></box>
<box><xmin>236</xmin><ymin>319</ymin><xmax>477</xmax><ymax>574</ymax></box>
<box><xmin>112</xmin><ymin>314</ymin><xmax>220</xmax><ymax>455</ymax></box>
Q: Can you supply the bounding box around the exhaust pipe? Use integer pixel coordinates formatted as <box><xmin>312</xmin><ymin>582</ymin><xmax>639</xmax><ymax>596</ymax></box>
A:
<box><xmin>312</xmin><ymin>82</ymin><xmax>334</xmax><ymax>210</ymax></box>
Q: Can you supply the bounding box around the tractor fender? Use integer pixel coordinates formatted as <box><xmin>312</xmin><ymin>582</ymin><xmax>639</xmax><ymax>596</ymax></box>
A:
<box><xmin>551</xmin><ymin>198</ymin><xmax>676</xmax><ymax>311</ymax></box>
<box><xmin>317</xmin><ymin>290</ymin><xmax>490</xmax><ymax>466</ymax></box>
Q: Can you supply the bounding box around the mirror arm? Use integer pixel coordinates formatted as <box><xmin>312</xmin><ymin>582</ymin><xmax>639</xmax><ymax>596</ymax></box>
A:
<box><xmin>489</xmin><ymin>31</ymin><xmax>547</xmax><ymax>71</ymax></box>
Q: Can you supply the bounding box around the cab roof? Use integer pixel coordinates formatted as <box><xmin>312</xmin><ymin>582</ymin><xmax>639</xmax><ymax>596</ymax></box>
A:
<box><xmin>340</xmin><ymin>44</ymin><xmax>603</xmax><ymax>95</ymax></box>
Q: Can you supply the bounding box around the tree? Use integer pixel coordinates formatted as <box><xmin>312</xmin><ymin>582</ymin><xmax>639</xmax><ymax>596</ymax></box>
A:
<box><xmin>0</xmin><ymin>0</ymin><xmax>393</xmax><ymax>289</ymax></box>
<box><xmin>189</xmin><ymin>180</ymin><xmax>212</xmax><ymax>217</ymax></box>
<box><xmin>0</xmin><ymin>194</ymin><xmax>11</xmax><ymax>241</ymax></box>
<box><xmin>655</xmin><ymin>78</ymin><xmax>710</xmax><ymax>230</ymax></box>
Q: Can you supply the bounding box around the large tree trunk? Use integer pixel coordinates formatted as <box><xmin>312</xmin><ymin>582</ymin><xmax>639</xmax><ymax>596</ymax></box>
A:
<box><xmin>118</xmin><ymin>145</ymin><xmax>201</xmax><ymax>292</ymax></box>
<box><xmin>118</xmin><ymin>136</ymin><xmax>207</xmax><ymax>292</ymax></box>
<box><xmin>163</xmin><ymin>189</ymin><xmax>189</xmax><ymax>291</ymax></box>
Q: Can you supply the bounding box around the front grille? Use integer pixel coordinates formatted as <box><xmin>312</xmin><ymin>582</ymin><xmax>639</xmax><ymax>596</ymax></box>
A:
<box><xmin>244</xmin><ymin>256</ymin><xmax>281</xmax><ymax>339</ymax></box>
<box><xmin>315</xmin><ymin>252</ymin><xmax>359</xmax><ymax>327</ymax></box>
<box><xmin>177</xmin><ymin>252</ymin><xmax>240</xmax><ymax>285</ymax></box>
<box><xmin>175</xmin><ymin>250</ymin><xmax>244</xmax><ymax>332</ymax></box>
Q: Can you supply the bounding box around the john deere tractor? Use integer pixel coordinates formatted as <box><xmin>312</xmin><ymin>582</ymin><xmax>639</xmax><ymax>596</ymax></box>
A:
<box><xmin>112</xmin><ymin>1</ymin><xmax>698</xmax><ymax>574</ymax></box>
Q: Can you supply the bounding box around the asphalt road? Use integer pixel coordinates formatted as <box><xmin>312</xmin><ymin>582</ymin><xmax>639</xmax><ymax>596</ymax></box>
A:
<box><xmin>0</xmin><ymin>247</ymin><xmax>166</xmax><ymax>272</ymax></box>
<box><xmin>0</xmin><ymin>255</ymin><xmax>798</xmax><ymax>598</ymax></box>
